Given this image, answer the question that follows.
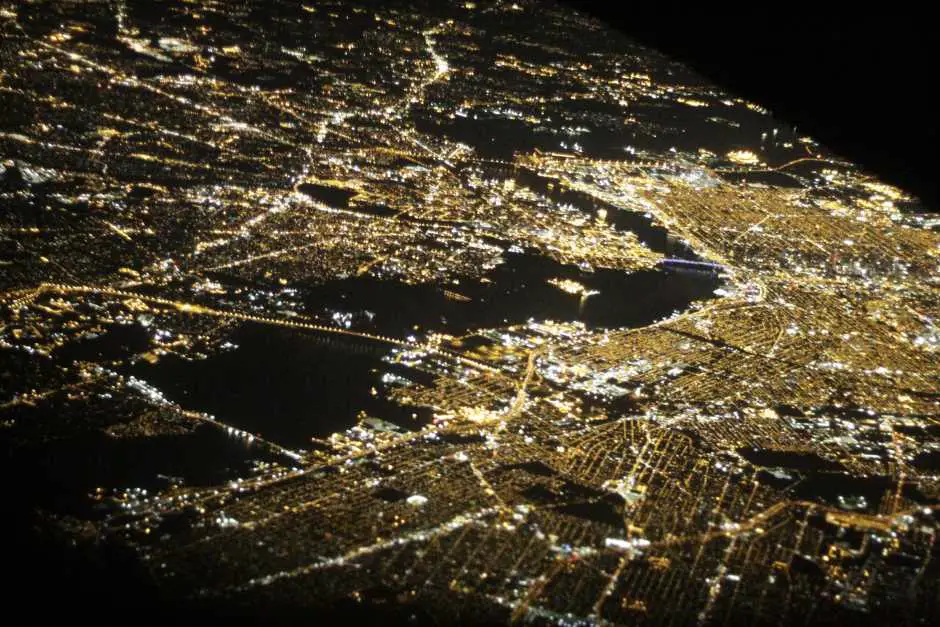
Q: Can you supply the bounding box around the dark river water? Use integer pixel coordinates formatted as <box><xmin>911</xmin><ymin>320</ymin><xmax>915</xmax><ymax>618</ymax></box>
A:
<box><xmin>130</xmin><ymin>324</ymin><xmax>434</xmax><ymax>450</ymax></box>
<box><xmin>126</xmin><ymin>247</ymin><xmax>720</xmax><ymax>452</ymax></box>
<box><xmin>304</xmin><ymin>250</ymin><xmax>719</xmax><ymax>338</ymax></box>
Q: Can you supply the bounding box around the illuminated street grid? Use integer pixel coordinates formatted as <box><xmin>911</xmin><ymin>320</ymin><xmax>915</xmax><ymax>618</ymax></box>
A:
<box><xmin>1</xmin><ymin>0</ymin><xmax>939</xmax><ymax>624</ymax></box>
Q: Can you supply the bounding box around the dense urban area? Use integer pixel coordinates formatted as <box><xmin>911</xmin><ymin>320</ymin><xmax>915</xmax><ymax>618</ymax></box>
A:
<box><xmin>1</xmin><ymin>1</ymin><xmax>938</xmax><ymax>624</ymax></box>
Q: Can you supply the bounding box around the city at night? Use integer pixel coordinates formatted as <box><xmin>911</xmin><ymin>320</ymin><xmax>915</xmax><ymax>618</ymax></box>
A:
<box><xmin>1</xmin><ymin>1</ymin><xmax>937</xmax><ymax>625</ymax></box>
